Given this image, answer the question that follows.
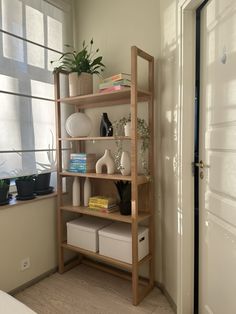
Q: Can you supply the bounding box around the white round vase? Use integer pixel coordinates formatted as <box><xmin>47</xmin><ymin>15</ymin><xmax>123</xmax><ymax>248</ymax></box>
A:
<box><xmin>65</xmin><ymin>112</ymin><xmax>92</xmax><ymax>137</ymax></box>
<box><xmin>96</xmin><ymin>149</ymin><xmax>115</xmax><ymax>174</ymax></box>
<box><xmin>120</xmin><ymin>151</ymin><xmax>131</xmax><ymax>176</ymax></box>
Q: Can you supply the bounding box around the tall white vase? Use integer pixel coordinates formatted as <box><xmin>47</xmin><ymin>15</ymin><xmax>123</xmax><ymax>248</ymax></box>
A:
<box><xmin>72</xmin><ymin>177</ymin><xmax>80</xmax><ymax>206</ymax></box>
<box><xmin>120</xmin><ymin>151</ymin><xmax>131</xmax><ymax>175</ymax></box>
<box><xmin>96</xmin><ymin>149</ymin><xmax>115</xmax><ymax>174</ymax></box>
<box><xmin>83</xmin><ymin>177</ymin><xmax>91</xmax><ymax>207</ymax></box>
<box><xmin>124</xmin><ymin>121</ymin><xmax>131</xmax><ymax>136</ymax></box>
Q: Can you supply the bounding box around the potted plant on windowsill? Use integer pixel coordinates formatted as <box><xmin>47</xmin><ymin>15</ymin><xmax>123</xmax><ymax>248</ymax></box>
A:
<box><xmin>34</xmin><ymin>172</ymin><xmax>53</xmax><ymax>195</ymax></box>
<box><xmin>51</xmin><ymin>39</ymin><xmax>105</xmax><ymax>96</ymax></box>
<box><xmin>0</xmin><ymin>179</ymin><xmax>10</xmax><ymax>205</ymax></box>
<box><xmin>15</xmin><ymin>175</ymin><xmax>36</xmax><ymax>200</ymax></box>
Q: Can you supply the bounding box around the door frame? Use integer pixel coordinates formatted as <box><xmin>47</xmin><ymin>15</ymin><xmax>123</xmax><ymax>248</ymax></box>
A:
<box><xmin>176</xmin><ymin>1</ymin><xmax>205</xmax><ymax>313</ymax></box>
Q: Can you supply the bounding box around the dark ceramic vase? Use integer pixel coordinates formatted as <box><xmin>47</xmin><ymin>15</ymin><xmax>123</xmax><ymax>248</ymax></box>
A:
<box><xmin>100</xmin><ymin>113</ymin><xmax>113</xmax><ymax>136</ymax></box>
<box><xmin>114</xmin><ymin>181</ymin><xmax>131</xmax><ymax>215</ymax></box>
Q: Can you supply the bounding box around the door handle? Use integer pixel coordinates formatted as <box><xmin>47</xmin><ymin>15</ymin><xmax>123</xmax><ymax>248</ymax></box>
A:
<box><xmin>195</xmin><ymin>160</ymin><xmax>210</xmax><ymax>169</ymax></box>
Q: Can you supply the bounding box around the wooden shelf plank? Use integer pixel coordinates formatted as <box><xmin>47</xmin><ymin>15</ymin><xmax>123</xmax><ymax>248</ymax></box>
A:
<box><xmin>60</xmin><ymin>205</ymin><xmax>151</xmax><ymax>223</ymax></box>
<box><xmin>62</xmin><ymin>242</ymin><xmax>132</xmax><ymax>271</ymax></box>
<box><xmin>60</xmin><ymin>171</ymin><xmax>150</xmax><ymax>184</ymax></box>
<box><xmin>58</xmin><ymin>136</ymin><xmax>131</xmax><ymax>141</ymax></box>
<box><xmin>57</xmin><ymin>88</ymin><xmax>151</xmax><ymax>109</ymax></box>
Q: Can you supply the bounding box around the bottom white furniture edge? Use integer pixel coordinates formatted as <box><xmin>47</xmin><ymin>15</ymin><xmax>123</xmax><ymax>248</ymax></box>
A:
<box><xmin>0</xmin><ymin>290</ymin><xmax>36</xmax><ymax>314</ymax></box>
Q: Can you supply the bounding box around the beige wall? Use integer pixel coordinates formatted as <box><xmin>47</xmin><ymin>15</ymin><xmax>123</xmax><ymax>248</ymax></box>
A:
<box><xmin>159</xmin><ymin>0</ymin><xmax>179</xmax><ymax>303</ymax></box>
<box><xmin>75</xmin><ymin>0</ymin><xmax>165</xmax><ymax>295</ymax></box>
<box><xmin>0</xmin><ymin>197</ymin><xmax>57</xmax><ymax>292</ymax></box>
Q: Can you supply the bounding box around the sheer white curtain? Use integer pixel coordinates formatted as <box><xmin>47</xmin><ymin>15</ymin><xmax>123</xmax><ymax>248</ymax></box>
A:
<box><xmin>0</xmin><ymin>0</ymin><xmax>73</xmax><ymax>179</ymax></box>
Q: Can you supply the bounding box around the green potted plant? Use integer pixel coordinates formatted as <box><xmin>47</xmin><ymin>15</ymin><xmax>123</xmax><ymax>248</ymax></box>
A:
<box><xmin>0</xmin><ymin>179</ymin><xmax>10</xmax><ymax>205</ymax></box>
<box><xmin>51</xmin><ymin>39</ymin><xmax>105</xmax><ymax>96</ymax></box>
<box><xmin>15</xmin><ymin>175</ymin><xmax>36</xmax><ymax>200</ymax></box>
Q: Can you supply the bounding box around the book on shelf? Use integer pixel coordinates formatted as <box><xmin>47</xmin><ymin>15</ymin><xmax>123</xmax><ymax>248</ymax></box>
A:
<box><xmin>99</xmin><ymin>85</ymin><xmax>128</xmax><ymax>93</ymax></box>
<box><xmin>70</xmin><ymin>153</ymin><xmax>96</xmax><ymax>160</ymax></box>
<box><xmin>68</xmin><ymin>153</ymin><xmax>96</xmax><ymax>173</ymax></box>
<box><xmin>88</xmin><ymin>205</ymin><xmax>119</xmax><ymax>214</ymax></box>
<box><xmin>102</xmin><ymin>73</ymin><xmax>131</xmax><ymax>83</ymax></box>
<box><xmin>89</xmin><ymin>195</ymin><xmax>117</xmax><ymax>207</ymax></box>
<box><xmin>99</xmin><ymin>79</ymin><xmax>131</xmax><ymax>90</ymax></box>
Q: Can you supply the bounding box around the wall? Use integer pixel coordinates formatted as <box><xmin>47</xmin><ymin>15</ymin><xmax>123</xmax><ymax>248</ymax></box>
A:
<box><xmin>159</xmin><ymin>0</ymin><xmax>179</xmax><ymax>303</ymax></box>
<box><xmin>0</xmin><ymin>197</ymin><xmax>57</xmax><ymax>292</ymax></box>
<box><xmin>75</xmin><ymin>0</ymin><xmax>165</xmax><ymax>294</ymax></box>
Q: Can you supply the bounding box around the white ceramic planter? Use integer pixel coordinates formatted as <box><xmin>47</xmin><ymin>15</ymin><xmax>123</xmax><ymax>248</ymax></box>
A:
<box><xmin>120</xmin><ymin>151</ymin><xmax>131</xmax><ymax>175</ymax></box>
<box><xmin>124</xmin><ymin>121</ymin><xmax>131</xmax><ymax>136</ymax></box>
<box><xmin>69</xmin><ymin>72</ymin><xmax>93</xmax><ymax>96</ymax></box>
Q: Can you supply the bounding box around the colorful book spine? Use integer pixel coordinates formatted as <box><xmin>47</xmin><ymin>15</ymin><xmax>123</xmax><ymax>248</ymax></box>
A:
<box><xmin>99</xmin><ymin>85</ymin><xmax>127</xmax><ymax>93</ymax></box>
<box><xmin>68</xmin><ymin>153</ymin><xmax>96</xmax><ymax>173</ymax></box>
<box><xmin>88</xmin><ymin>206</ymin><xmax>119</xmax><ymax>213</ymax></box>
<box><xmin>99</xmin><ymin>79</ymin><xmax>131</xmax><ymax>90</ymax></box>
<box><xmin>89</xmin><ymin>196</ymin><xmax>116</xmax><ymax>206</ymax></box>
<box><xmin>102</xmin><ymin>73</ymin><xmax>131</xmax><ymax>83</ymax></box>
<box><xmin>88</xmin><ymin>201</ymin><xmax>116</xmax><ymax>209</ymax></box>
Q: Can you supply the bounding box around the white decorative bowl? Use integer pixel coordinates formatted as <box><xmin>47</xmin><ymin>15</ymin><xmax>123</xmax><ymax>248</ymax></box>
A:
<box><xmin>65</xmin><ymin>112</ymin><xmax>92</xmax><ymax>137</ymax></box>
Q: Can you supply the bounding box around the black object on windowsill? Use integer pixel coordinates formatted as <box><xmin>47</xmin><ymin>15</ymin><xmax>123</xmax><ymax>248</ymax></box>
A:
<box><xmin>100</xmin><ymin>112</ymin><xmax>113</xmax><ymax>136</ymax></box>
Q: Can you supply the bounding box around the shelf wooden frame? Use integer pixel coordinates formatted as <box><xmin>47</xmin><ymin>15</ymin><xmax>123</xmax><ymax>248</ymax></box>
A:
<box><xmin>60</xmin><ymin>205</ymin><xmax>151</xmax><ymax>223</ymax></box>
<box><xmin>59</xmin><ymin>136</ymin><xmax>131</xmax><ymax>141</ymax></box>
<box><xmin>62</xmin><ymin>241</ymin><xmax>152</xmax><ymax>272</ymax></box>
<box><xmin>57</xmin><ymin>88</ymin><xmax>151</xmax><ymax>109</ymax></box>
<box><xmin>54</xmin><ymin>46</ymin><xmax>155</xmax><ymax>306</ymax></box>
<box><xmin>59</xmin><ymin>171</ymin><xmax>150</xmax><ymax>185</ymax></box>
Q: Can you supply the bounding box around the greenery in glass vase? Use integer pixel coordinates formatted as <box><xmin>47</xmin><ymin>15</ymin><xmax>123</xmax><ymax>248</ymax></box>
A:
<box><xmin>50</xmin><ymin>39</ymin><xmax>105</xmax><ymax>76</ymax></box>
<box><xmin>112</xmin><ymin>114</ymin><xmax>150</xmax><ymax>175</ymax></box>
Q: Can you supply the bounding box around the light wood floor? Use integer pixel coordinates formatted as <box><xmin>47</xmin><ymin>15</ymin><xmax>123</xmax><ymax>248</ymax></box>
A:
<box><xmin>16</xmin><ymin>264</ymin><xmax>174</xmax><ymax>314</ymax></box>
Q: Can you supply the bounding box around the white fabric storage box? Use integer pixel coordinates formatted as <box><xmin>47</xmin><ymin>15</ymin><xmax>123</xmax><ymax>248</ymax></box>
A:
<box><xmin>67</xmin><ymin>216</ymin><xmax>112</xmax><ymax>252</ymax></box>
<box><xmin>98</xmin><ymin>222</ymin><xmax>149</xmax><ymax>264</ymax></box>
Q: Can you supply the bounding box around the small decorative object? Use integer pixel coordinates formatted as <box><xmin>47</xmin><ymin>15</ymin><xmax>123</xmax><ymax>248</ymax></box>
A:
<box><xmin>51</xmin><ymin>39</ymin><xmax>105</xmax><ymax>96</ymax></box>
<box><xmin>83</xmin><ymin>177</ymin><xmax>91</xmax><ymax>207</ymax></box>
<box><xmin>96</xmin><ymin>149</ymin><xmax>115</xmax><ymax>174</ymax></box>
<box><xmin>65</xmin><ymin>112</ymin><xmax>92</xmax><ymax>137</ymax></box>
<box><xmin>120</xmin><ymin>151</ymin><xmax>131</xmax><ymax>175</ymax></box>
<box><xmin>114</xmin><ymin>181</ymin><xmax>131</xmax><ymax>215</ymax></box>
<box><xmin>124</xmin><ymin>121</ymin><xmax>131</xmax><ymax>136</ymax></box>
<box><xmin>113</xmin><ymin>114</ymin><xmax>150</xmax><ymax>175</ymax></box>
<box><xmin>15</xmin><ymin>176</ymin><xmax>35</xmax><ymax>200</ymax></box>
<box><xmin>0</xmin><ymin>179</ymin><xmax>10</xmax><ymax>205</ymax></box>
<box><xmin>34</xmin><ymin>172</ymin><xmax>53</xmax><ymax>195</ymax></box>
<box><xmin>72</xmin><ymin>177</ymin><xmax>80</xmax><ymax>206</ymax></box>
<box><xmin>100</xmin><ymin>113</ymin><xmax>113</xmax><ymax>136</ymax></box>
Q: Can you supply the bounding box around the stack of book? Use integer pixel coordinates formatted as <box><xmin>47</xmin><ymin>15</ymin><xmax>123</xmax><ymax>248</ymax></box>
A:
<box><xmin>68</xmin><ymin>153</ymin><xmax>96</xmax><ymax>173</ymax></box>
<box><xmin>99</xmin><ymin>73</ymin><xmax>131</xmax><ymax>93</ymax></box>
<box><xmin>88</xmin><ymin>195</ymin><xmax>118</xmax><ymax>213</ymax></box>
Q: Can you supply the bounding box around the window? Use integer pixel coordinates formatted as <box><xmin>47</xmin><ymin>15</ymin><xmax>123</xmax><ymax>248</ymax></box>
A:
<box><xmin>0</xmin><ymin>0</ymin><xmax>73</xmax><ymax>179</ymax></box>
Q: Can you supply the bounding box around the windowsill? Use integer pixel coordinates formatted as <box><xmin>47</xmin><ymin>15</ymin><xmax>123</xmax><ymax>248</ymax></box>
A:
<box><xmin>0</xmin><ymin>192</ymin><xmax>57</xmax><ymax>210</ymax></box>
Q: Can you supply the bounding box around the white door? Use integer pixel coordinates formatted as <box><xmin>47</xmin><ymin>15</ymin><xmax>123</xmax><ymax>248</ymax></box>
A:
<box><xmin>199</xmin><ymin>0</ymin><xmax>236</xmax><ymax>313</ymax></box>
